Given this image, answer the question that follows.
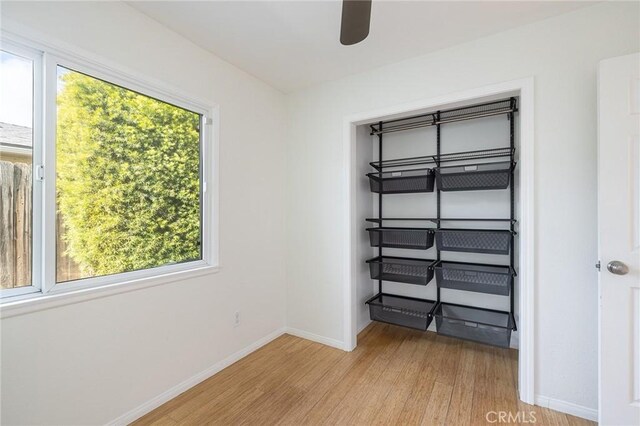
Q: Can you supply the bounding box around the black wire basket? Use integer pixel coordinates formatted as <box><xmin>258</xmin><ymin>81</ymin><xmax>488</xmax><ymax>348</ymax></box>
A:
<box><xmin>435</xmin><ymin>229</ymin><xmax>513</xmax><ymax>255</ymax></box>
<box><xmin>435</xmin><ymin>261</ymin><xmax>514</xmax><ymax>295</ymax></box>
<box><xmin>366</xmin><ymin>256</ymin><xmax>436</xmax><ymax>285</ymax></box>
<box><xmin>367</xmin><ymin>168</ymin><xmax>435</xmax><ymax>194</ymax></box>
<box><xmin>367</xmin><ymin>227</ymin><xmax>435</xmax><ymax>250</ymax></box>
<box><xmin>435</xmin><ymin>303</ymin><xmax>514</xmax><ymax>348</ymax></box>
<box><xmin>366</xmin><ymin>293</ymin><xmax>435</xmax><ymax>331</ymax></box>
<box><xmin>435</xmin><ymin>161</ymin><xmax>514</xmax><ymax>192</ymax></box>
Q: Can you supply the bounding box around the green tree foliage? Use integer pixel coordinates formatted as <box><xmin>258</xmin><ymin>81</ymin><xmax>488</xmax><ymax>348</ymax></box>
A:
<box><xmin>56</xmin><ymin>70</ymin><xmax>201</xmax><ymax>276</ymax></box>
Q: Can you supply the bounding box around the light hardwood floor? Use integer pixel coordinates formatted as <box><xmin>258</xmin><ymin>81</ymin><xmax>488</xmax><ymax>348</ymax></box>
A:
<box><xmin>134</xmin><ymin>322</ymin><xmax>595</xmax><ymax>426</ymax></box>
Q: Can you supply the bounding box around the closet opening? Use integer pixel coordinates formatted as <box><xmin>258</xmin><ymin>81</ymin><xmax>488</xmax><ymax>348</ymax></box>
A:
<box><xmin>344</xmin><ymin>81</ymin><xmax>534</xmax><ymax>403</ymax></box>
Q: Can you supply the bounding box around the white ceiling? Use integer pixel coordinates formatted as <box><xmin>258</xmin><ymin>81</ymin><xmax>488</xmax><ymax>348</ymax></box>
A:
<box><xmin>128</xmin><ymin>1</ymin><xmax>595</xmax><ymax>93</ymax></box>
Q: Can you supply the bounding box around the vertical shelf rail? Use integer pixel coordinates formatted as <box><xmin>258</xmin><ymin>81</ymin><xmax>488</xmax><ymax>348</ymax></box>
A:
<box><xmin>378</xmin><ymin>121</ymin><xmax>383</xmax><ymax>296</ymax></box>
<box><xmin>509</xmin><ymin>98</ymin><xmax>517</xmax><ymax>331</ymax></box>
<box><xmin>436</xmin><ymin>112</ymin><xmax>441</xmax><ymax>305</ymax></box>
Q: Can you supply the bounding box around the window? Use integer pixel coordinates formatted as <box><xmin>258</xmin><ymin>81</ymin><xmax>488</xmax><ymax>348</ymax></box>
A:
<box><xmin>0</xmin><ymin>37</ymin><xmax>214</xmax><ymax>304</ymax></box>
<box><xmin>55</xmin><ymin>67</ymin><xmax>202</xmax><ymax>283</ymax></box>
<box><xmin>0</xmin><ymin>46</ymin><xmax>38</xmax><ymax>297</ymax></box>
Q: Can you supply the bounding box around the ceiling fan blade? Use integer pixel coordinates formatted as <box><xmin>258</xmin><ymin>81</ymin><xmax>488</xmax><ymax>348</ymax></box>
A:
<box><xmin>340</xmin><ymin>0</ymin><xmax>372</xmax><ymax>46</ymax></box>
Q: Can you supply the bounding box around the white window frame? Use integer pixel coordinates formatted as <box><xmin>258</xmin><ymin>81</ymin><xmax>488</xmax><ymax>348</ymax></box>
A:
<box><xmin>1</xmin><ymin>31</ymin><xmax>219</xmax><ymax>311</ymax></box>
<box><xmin>1</xmin><ymin>40</ymin><xmax>44</xmax><ymax>299</ymax></box>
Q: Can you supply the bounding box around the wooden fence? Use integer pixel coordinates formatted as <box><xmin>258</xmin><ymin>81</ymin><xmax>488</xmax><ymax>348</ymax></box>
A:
<box><xmin>1</xmin><ymin>160</ymin><xmax>83</xmax><ymax>289</ymax></box>
<box><xmin>1</xmin><ymin>160</ymin><xmax>32</xmax><ymax>289</ymax></box>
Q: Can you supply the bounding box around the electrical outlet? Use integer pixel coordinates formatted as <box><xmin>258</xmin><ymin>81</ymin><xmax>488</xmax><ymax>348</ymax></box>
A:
<box><xmin>234</xmin><ymin>311</ymin><xmax>240</xmax><ymax>327</ymax></box>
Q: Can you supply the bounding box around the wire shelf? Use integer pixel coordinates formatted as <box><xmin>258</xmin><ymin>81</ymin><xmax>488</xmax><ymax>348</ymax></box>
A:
<box><xmin>369</xmin><ymin>147</ymin><xmax>514</xmax><ymax>170</ymax></box>
<box><xmin>439</xmin><ymin>99</ymin><xmax>515</xmax><ymax>123</ymax></box>
<box><xmin>366</xmin><ymin>217</ymin><xmax>516</xmax><ymax>224</ymax></box>
<box><xmin>369</xmin><ymin>98</ymin><xmax>517</xmax><ymax>135</ymax></box>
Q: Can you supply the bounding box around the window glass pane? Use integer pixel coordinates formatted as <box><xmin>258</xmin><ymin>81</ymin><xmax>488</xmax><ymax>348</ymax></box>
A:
<box><xmin>56</xmin><ymin>66</ymin><xmax>202</xmax><ymax>283</ymax></box>
<box><xmin>0</xmin><ymin>50</ymin><xmax>33</xmax><ymax>289</ymax></box>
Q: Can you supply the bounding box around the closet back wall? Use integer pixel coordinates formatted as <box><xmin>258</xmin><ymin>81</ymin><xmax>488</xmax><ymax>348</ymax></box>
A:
<box><xmin>1</xmin><ymin>2</ymin><xmax>287</xmax><ymax>425</ymax></box>
<box><xmin>285</xmin><ymin>1</ymin><xmax>639</xmax><ymax>414</ymax></box>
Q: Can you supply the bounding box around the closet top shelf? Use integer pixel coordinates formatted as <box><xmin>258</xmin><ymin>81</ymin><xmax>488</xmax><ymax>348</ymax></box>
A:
<box><xmin>369</xmin><ymin>97</ymin><xmax>517</xmax><ymax>135</ymax></box>
<box><xmin>369</xmin><ymin>147</ymin><xmax>514</xmax><ymax>170</ymax></box>
<box><xmin>365</xmin><ymin>217</ymin><xmax>517</xmax><ymax>224</ymax></box>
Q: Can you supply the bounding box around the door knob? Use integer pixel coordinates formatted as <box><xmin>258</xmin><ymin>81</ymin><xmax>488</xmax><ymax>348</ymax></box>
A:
<box><xmin>607</xmin><ymin>261</ymin><xmax>629</xmax><ymax>275</ymax></box>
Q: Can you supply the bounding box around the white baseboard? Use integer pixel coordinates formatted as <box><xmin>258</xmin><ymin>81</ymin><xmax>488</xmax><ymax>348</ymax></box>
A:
<box><xmin>357</xmin><ymin>319</ymin><xmax>372</xmax><ymax>334</ymax></box>
<box><xmin>284</xmin><ymin>327</ymin><xmax>346</xmax><ymax>350</ymax></box>
<box><xmin>534</xmin><ymin>395</ymin><xmax>598</xmax><ymax>422</ymax></box>
<box><xmin>108</xmin><ymin>327</ymin><xmax>287</xmax><ymax>426</ymax></box>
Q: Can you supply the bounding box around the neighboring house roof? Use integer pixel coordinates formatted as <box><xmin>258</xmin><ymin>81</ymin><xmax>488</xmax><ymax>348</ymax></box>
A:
<box><xmin>0</xmin><ymin>122</ymin><xmax>32</xmax><ymax>156</ymax></box>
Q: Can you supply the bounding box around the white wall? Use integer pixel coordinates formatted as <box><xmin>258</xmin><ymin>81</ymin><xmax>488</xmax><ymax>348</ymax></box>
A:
<box><xmin>0</xmin><ymin>2</ymin><xmax>287</xmax><ymax>425</ymax></box>
<box><xmin>354</xmin><ymin>125</ymin><xmax>374</xmax><ymax>332</ymax></box>
<box><xmin>285</xmin><ymin>1</ymin><xmax>639</xmax><ymax>413</ymax></box>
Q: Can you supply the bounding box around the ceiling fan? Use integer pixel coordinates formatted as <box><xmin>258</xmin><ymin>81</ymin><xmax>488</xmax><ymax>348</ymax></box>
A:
<box><xmin>340</xmin><ymin>0</ymin><xmax>372</xmax><ymax>45</ymax></box>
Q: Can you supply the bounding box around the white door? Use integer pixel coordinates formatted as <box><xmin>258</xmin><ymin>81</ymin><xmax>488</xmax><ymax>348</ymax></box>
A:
<box><xmin>598</xmin><ymin>52</ymin><xmax>640</xmax><ymax>426</ymax></box>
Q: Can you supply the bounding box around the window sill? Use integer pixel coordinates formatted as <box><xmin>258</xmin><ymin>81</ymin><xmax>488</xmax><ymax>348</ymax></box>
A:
<box><xmin>0</xmin><ymin>264</ymin><xmax>220</xmax><ymax>319</ymax></box>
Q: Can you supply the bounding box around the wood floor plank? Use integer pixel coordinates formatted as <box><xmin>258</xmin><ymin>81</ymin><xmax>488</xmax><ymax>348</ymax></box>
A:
<box><xmin>444</xmin><ymin>341</ymin><xmax>477</xmax><ymax>425</ymax></box>
<box><xmin>176</xmin><ymin>339</ymin><xmax>320</xmax><ymax>424</ymax></box>
<box><xmin>491</xmin><ymin>346</ymin><xmax>520</xmax><ymax>416</ymax></box>
<box><xmin>538</xmin><ymin>407</ymin><xmax>572</xmax><ymax>426</ymax></box>
<box><xmin>369</xmin><ymin>332</ymin><xmax>431</xmax><ymax>425</ymax></box>
<box><xmin>133</xmin><ymin>412</ymin><xmax>178</xmax><ymax>426</ymax></box>
<box><xmin>395</xmin><ymin>332</ymin><xmax>444</xmax><ymax>425</ymax></box>
<box><xmin>312</xmin><ymin>326</ymin><xmax>411</xmax><ymax>425</ymax></box>
<box><xmin>134</xmin><ymin>323</ymin><xmax>597</xmax><ymax>426</ymax></box>
<box><xmin>434</xmin><ymin>336</ymin><xmax>463</xmax><ymax>386</ymax></box>
<box><xmin>421</xmin><ymin>381</ymin><xmax>454</xmax><ymax>426</ymax></box>
<box><xmin>302</xmin><ymin>339</ymin><xmax>393</xmax><ymax>425</ymax></box>
<box><xmin>224</xmin><ymin>344</ymin><xmax>342</xmax><ymax>425</ymax></box>
<box><xmin>566</xmin><ymin>413</ymin><xmax>598</xmax><ymax>426</ymax></box>
<box><xmin>276</xmin><ymin>323</ymin><xmax>389</xmax><ymax>426</ymax></box>
<box><xmin>470</xmin><ymin>343</ymin><xmax>498</xmax><ymax>424</ymax></box>
<box><xmin>347</xmin><ymin>330</ymin><xmax>422</xmax><ymax>425</ymax></box>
